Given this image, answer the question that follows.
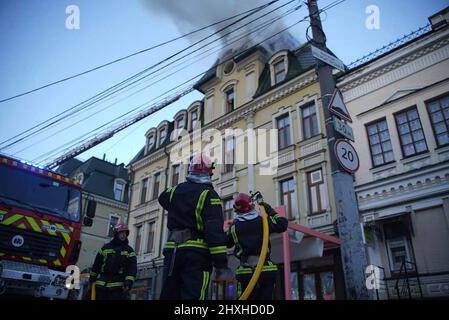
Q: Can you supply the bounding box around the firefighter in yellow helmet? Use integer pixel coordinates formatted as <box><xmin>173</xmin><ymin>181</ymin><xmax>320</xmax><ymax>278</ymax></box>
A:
<box><xmin>159</xmin><ymin>153</ymin><xmax>232</xmax><ymax>300</ymax></box>
<box><xmin>89</xmin><ymin>223</ymin><xmax>137</xmax><ymax>300</ymax></box>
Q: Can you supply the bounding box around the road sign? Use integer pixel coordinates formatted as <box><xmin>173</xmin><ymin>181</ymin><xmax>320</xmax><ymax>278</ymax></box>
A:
<box><xmin>328</xmin><ymin>88</ymin><xmax>352</xmax><ymax>123</ymax></box>
<box><xmin>334</xmin><ymin>116</ymin><xmax>354</xmax><ymax>141</ymax></box>
<box><xmin>334</xmin><ymin>139</ymin><xmax>359</xmax><ymax>173</ymax></box>
<box><xmin>311</xmin><ymin>45</ymin><xmax>346</xmax><ymax>72</ymax></box>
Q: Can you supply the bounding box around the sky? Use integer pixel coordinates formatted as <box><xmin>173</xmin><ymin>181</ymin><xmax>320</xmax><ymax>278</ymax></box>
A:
<box><xmin>0</xmin><ymin>0</ymin><xmax>448</xmax><ymax>167</ymax></box>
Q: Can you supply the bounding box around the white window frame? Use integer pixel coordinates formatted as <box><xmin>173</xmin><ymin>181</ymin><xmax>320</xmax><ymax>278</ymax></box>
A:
<box><xmin>272</xmin><ymin>107</ymin><xmax>294</xmax><ymax>151</ymax></box>
<box><xmin>145</xmin><ymin>220</ymin><xmax>156</xmax><ymax>254</ymax></box>
<box><xmin>113</xmin><ymin>178</ymin><xmax>126</xmax><ymax>202</ymax></box>
<box><xmin>277</xmin><ymin>176</ymin><xmax>299</xmax><ymax>221</ymax></box>
<box><xmin>145</xmin><ymin>128</ymin><xmax>157</xmax><ymax>154</ymax></box>
<box><xmin>140</xmin><ymin>176</ymin><xmax>150</xmax><ymax>204</ymax></box>
<box><xmin>107</xmin><ymin>214</ymin><xmax>120</xmax><ymax>237</ymax></box>
<box><xmin>269</xmin><ymin>51</ymin><xmax>289</xmax><ymax>86</ymax></box>
<box><xmin>221</xmin><ymin>80</ymin><xmax>238</xmax><ymax>115</ymax></box>
<box><xmin>302</xmin><ymin>164</ymin><xmax>330</xmax><ymax>217</ymax></box>
<box><xmin>75</xmin><ymin>173</ymin><xmax>84</xmax><ymax>184</ymax></box>
<box><xmin>296</xmin><ymin>96</ymin><xmax>321</xmax><ymax>142</ymax></box>
<box><xmin>150</xmin><ymin>171</ymin><xmax>162</xmax><ymax>201</ymax></box>
<box><xmin>386</xmin><ymin>236</ymin><xmax>414</xmax><ymax>272</ymax></box>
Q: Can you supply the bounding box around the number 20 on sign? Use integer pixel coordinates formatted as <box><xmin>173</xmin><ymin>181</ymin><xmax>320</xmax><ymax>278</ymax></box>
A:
<box><xmin>334</xmin><ymin>139</ymin><xmax>360</xmax><ymax>173</ymax></box>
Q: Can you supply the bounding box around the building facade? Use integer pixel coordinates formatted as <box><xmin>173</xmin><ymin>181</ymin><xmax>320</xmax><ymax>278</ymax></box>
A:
<box><xmin>127</xmin><ymin>42</ymin><xmax>347</xmax><ymax>300</ymax></box>
<box><xmin>57</xmin><ymin>156</ymin><xmax>130</xmax><ymax>273</ymax></box>
<box><xmin>338</xmin><ymin>8</ymin><xmax>449</xmax><ymax>298</ymax></box>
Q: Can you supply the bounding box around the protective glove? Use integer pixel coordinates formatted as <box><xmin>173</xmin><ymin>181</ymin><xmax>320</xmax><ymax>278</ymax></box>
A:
<box><xmin>123</xmin><ymin>280</ymin><xmax>133</xmax><ymax>292</ymax></box>
<box><xmin>259</xmin><ymin>202</ymin><xmax>276</xmax><ymax>216</ymax></box>
<box><xmin>214</xmin><ymin>267</ymin><xmax>234</xmax><ymax>282</ymax></box>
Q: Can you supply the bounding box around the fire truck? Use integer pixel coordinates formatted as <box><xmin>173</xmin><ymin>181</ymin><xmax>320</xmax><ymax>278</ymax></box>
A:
<box><xmin>0</xmin><ymin>155</ymin><xmax>96</xmax><ymax>299</ymax></box>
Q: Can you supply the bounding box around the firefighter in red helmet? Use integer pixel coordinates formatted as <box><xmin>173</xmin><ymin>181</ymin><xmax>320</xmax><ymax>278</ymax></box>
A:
<box><xmin>89</xmin><ymin>223</ymin><xmax>137</xmax><ymax>300</ymax></box>
<box><xmin>227</xmin><ymin>193</ymin><xmax>287</xmax><ymax>300</ymax></box>
<box><xmin>159</xmin><ymin>153</ymin><xmax>232</xmax><ymax>300</ymax></box>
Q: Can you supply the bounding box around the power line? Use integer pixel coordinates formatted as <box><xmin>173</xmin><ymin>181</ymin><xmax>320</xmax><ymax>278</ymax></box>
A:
<box><xmin>32</xmin><ymin>0</ymin><xmax>346</xmax><ymax>166</ymax></box>
<box><xmin>0</xmin><ymin>0</ymin><xmax>290</xmax><ymax>151</ymax></box>
<box><xmin>0</xmin><ymin>1</ymin><xmax>276</xmax><ymax>104</ymax></box>
<box><xmin>0</xmin><ymin>0</ymin><xmax>295</xmax><ymax>152</ymax></box>
<box><xmin>12</xmin><ymin>3</ymin><xmax>301</xmax><ymax>156</ymax></box>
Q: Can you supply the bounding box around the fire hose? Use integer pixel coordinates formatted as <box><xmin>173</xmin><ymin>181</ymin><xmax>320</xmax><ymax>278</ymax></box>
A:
<box><xmin>239</xmin><ymin>192</ymin><xmax>269</xmax><ymax>300</ymax></box>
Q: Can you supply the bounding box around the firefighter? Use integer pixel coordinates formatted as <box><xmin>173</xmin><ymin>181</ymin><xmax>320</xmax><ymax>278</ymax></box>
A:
<box><xmin>159</xmin><ymin>153</ymin><xmax>232</xmax><ymax>300</ymax></box>
<box><xmin>227</xmin><ymin>193</ymin><xmax>288</xmax><ymax>300</ymax></box>
<box><xmin>89</xmin><ymin>223</ymin><xmax>137</xmax><ymax>300</ymax></box>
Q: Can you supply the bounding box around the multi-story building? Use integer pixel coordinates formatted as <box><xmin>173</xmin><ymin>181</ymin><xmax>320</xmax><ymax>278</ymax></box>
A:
<box><xmin>127</xmin><ymin>41</ymin><xmax>348</xmax><ymax>300</ymax></box>
<box><xmin>338</xmin><ymin>7</ymin><xmax>449</xmax><ymax>299</ymax></box>
<box><xmin>57</xmin><ymin>156</ymin><xmax>130</xmax><ymax>273</ymax></box>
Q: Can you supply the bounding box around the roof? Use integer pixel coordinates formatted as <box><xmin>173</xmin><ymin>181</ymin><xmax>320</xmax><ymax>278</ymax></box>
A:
<box><xmin>127</xmin><ymin>121</ymin><xmax>174</xmax><ymax>167</ymax></box>
<box><xmin>253</xmin><ymin>43</ymin><xmax>323</xmax><ymax>98</ymax></box>
<box><xmin>56</xmin><ymin>156</ymin><xmax>130</xmax><ymax>203</ymax></box>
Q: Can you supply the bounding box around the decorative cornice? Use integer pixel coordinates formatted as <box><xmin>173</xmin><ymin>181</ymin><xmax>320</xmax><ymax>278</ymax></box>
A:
<box><xmin>339</xmin><ymin>33</ymin><xmax>449</xmax><ymax>99</ymax></box>
<box><xmin>131</xmin><ymin>69</ymin><xmax>317</xmax><ymax>170</ymax></box>
<box><xmin>82</xmin><ymin>192</ymin><xmax>129</xmax><ymax>211</ymax></box>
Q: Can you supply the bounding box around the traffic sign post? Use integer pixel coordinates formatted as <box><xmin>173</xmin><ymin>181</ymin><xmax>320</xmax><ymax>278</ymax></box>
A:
<box><xmin>334</xmin><ymin>117</ymin><xmax>355</xmax><ymax>141</ymax></box>
<box><xmin>334</xmin><ymin>139</ymin><xmax>359</xmax><ymax>173</ymax></box>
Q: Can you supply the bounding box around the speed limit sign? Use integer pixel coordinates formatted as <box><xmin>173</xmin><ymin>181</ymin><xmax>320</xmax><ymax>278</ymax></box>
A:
<box><xmin>334</xmin><ymin>139</ymin><xmax>359</xmax><ymax>173</ymax></box>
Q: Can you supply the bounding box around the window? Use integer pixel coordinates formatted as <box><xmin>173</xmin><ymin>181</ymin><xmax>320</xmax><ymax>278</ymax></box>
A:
<box><xmin>273</xmin><ymin>57</ymin><xmax>287</xmax><ymax>84</ymax></box>
<box><xmin>302</xmin><ymin>103</ymin><xmax>319</xmax><ymax>140</ymax></box>
<box><xmin>146</xmin><ymin>221</ymin><xmax>156</xmax><ymax>254</ymax></box>
<box><xmin>223</xmin><ymin>198</ymin><xmax>234</xmax><ymax>221</ymax></box>
<box><xmin>307</xmin><ymin>169</ymin><xmax>328</xmax><ymax>215</ymax></box>
<box><xmin>395</xmin><ymin>107</ymin><xmax>428</xmax><ymax>157</ymax></box>
<box><xmin>366</xmin><ymin>119</ymin><xmax>394</xmax><ymax>167</ymax></box>
<box><xmin>383</xmin><ymin>221</ymin><xmax>414</xmax><ymax>272</ymax></box>
<box><xmin>177</xmin><ymin>116</ymin><xmax>185</xmax><ymax>129</ymax></box>
<box><xmin>190</xmin><ymin>109</ymin><xmax>198</xmax><ymax>130</ymax></box>
<box><xmin>172</xmin><ymin>165</ymin><xmax>180</xmax><ymax>186</ymax></box>
<box><xmin>75</xmin><ymin>173</ymin><xmax>83</xmax><ymax>184</ymax></box>
<box><xmin>135</xmin><ymin>225</ymin><xmax>143</xmax><ymax>254</ymax></box>
<box><xmin>140</xmin><ymin>178</ymin><xmax>148</xmax><ymax>204</ymax></box>
<box><xmin>152</xmin><ymin>173</ymin><xmax>161</xmax><ymax>200</ymax></box>
<box><xmin>147</xmin><ymin>135</ymin><xmax>155</xmax><ymax>151</ymax></box>
<box><xmin>114</xmin><ymin>180</ymin><xmax>125</xmax><ymax>201</ymax></box>
<box><xmin>159</xmin><ymin>128</ymin><xmax>167</xmax><ymax>146</ymax></box>
<box><xmin>225</xmin><ymin>87</ymin><xmax>235</xmax><ymax>113</ymax></box>
<box><xmin>223</xmin><ymin>137</ymin><xmax>234</xmax><ymax>173</ymax></box>
<box><xmin>280</xmin><ymin>178</ymin><xmax>297</xmax><ymax>220</ymax></box>
<box><xmin>277</xmin><ymin>114</ymin><xmax>291</xmax><ymax>150</ymax></box>
<box><xmin>427</xmin><ymin>94</ymin><xmax>449</xmax><ymax>146</ymax></box>
<box><xmin>108</xmin><ymin>215</ymin><xmax>119</xmax><ymax>237</ymax></box>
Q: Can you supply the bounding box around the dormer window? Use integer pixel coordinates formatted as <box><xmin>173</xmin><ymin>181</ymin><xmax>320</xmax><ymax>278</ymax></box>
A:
<box><xmin>176</xmin><ymin>116</ymin><xmax>185</xmax><ymax>129</ymax></box>
<box><xmin>269</xmin><ymin>51</ymin><xmax>289</xmax><ymax>86</ymax></box>
<box><xmin>147</xmin><ymin>135</ymin><xmax>155</xmax><ymax>150</ymax></box>
<box><xmin>159</xmin><ymin>128</ymin><xmax>167</xmax><ymax>146</ymax></box>
<box><xmin>75</xmin><ymin>173</ymin><xmax>83</xmax><ymax>184</ymax></box>
<box><xmin>225</xmin><ymin>86</ymin><xmax>235</xmax><ymax>113</ymax></box>
<box><xmin>114</xmin><ymin>179</ymin><xmax>126</xmax><ymax>201</ymax></box>
<box><xmin>273</xmin><ymin>58</ymin><xmax>286</xmax><ymax>83</ymax></box>
<box><xmin>190</xmin><ymin>109</ymin><xmax>198</xmax><ymax>129</ymax></box>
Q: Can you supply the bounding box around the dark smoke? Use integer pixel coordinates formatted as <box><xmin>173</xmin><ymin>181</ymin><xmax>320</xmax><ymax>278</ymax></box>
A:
<box><xmin>141</xmin><ymin>0</ymin><xmax>300</xmax><ymax>59</ymax></box>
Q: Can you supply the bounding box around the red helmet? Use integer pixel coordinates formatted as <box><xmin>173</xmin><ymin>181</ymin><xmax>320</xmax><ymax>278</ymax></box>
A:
<box><xmin>188</xmin><ymin>153</ymin><xmax>215</xmax><ymax>175</ymax></box>
<box><xmin>114</xmin><ymin>223</ymin><xmax>129</xmax><ymax>236</ymax></box>
<box><xmin>233</xmin><ymin>193</ymin><xmax>255</xmax><ymax>213</ymax></box>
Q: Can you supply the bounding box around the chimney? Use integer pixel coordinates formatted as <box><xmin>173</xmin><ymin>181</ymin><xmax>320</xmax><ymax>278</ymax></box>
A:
<box><xmin>103</xmin><ymin>153</ymin><xmax>106</xmax><ymax>161</ymax></box>
<box><xmin>115</xmin><ymin>158</ymin><xmax>117</xmax><ymax>165</ymax></box>
<box><xmin>429</xmin><ymin>6</ymin><xmax>449</xmax><ymax>30</ymax></box>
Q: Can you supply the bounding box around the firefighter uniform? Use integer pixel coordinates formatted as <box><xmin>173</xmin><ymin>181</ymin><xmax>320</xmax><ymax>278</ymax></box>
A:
<box><xmin>159</xmin><ymin>180</ymin><xmax>228</xmax><ymax>300</ymax></box>
<box><xmin>227</xmin><ymin>202</ymin><xmax>287</xmax><ymax>300</ymax></box>
<box><xmin>89</xmin><ymin>237</ymin><xmax>137</xmax><ymax>300</ymax></box>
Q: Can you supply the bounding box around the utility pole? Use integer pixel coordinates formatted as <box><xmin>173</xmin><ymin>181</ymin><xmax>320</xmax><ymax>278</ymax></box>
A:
<box><xmin>306</xmin><ymin>0</ymin><xmax>370</xmax><ymax>299</ymax></box>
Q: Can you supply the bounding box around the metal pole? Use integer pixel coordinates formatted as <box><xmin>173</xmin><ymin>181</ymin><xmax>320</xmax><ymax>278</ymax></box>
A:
<box><xmin>306</xmin><ymin>0</ymin><xmax>370</xmax><ymax>299</ymax></box>
<box><xmin>279</xmin><ymin>206</ymin><xmax>292</xmax><ymax>300</ymax></box>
